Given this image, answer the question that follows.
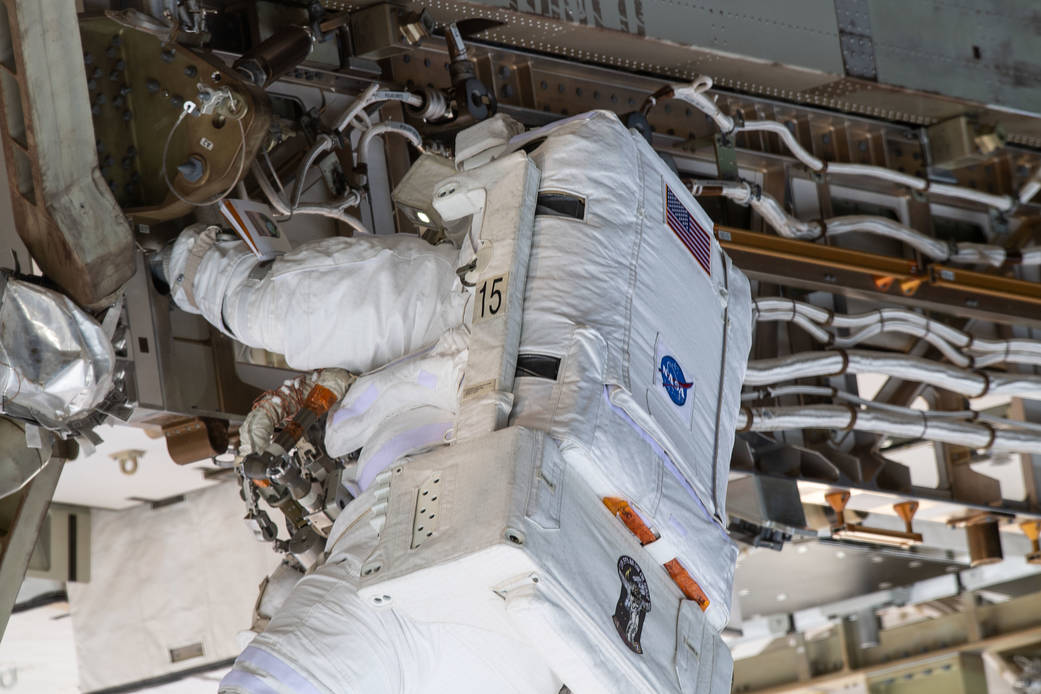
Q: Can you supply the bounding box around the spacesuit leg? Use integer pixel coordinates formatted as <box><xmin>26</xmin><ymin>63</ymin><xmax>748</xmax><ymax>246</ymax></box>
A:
<box><xmin>220</xmin><ymin>493</ymin><xmax>562</xmax><ymax>694</ymax></box>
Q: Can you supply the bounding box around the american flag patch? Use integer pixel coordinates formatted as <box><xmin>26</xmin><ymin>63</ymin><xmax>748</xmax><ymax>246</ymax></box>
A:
<box><xmin>664</xmin><ymin>184</ymin><xmax>712</xmax><ymax>276</ymax></box>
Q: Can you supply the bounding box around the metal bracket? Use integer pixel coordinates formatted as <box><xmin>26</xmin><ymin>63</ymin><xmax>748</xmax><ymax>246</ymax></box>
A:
<box><xmin>713</xmin><ymin>133</ymin><xmax>739</xmax><ymax>181</ymax></box>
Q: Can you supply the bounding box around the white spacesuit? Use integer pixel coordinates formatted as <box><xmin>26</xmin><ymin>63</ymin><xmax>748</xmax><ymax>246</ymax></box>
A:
<box><xmin>168</xmin><ymin>110</ymin><xmax>752</xmax><ymax>693</ymax></box>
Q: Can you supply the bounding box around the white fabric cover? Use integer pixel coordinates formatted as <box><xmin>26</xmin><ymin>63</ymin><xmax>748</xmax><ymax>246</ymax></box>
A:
<box><xmin>68</xmin><ymin>482</ymin><xmax>279</xmax><ymax>691</ymax></box>
<box><xmin>324</xmin><ymin>328</ymin><xmax>467</xmax><ymax>458</ymax></box>
<box><xmin>167</xmin><ymin>230</ymin><xmax>467</xmax><ymax>373</ymax></box>
<box><xmin>508</xmin><ymin>110</ymin><xmax>752</xmax><ymax>625</ymax></box>
<box><xmin>509</xmin><ymin>110</ymin><xmax>752</xmax><ymax>523</ymax></box>
<box><xmin>351</xmin><ymin>426</ymin><xmax>733</xmax><ymax>694</ymax></box>
<box><xmin>218</xmin><ymin>484</ymin><xmax>562</xmax><ymax>694</ymax></box>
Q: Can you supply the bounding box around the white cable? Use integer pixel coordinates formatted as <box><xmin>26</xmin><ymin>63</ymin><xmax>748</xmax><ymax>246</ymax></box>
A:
<box><xmin>823</xmin><ymin>216</ymin><xmax>952</xmax><ymax>259</ymax></box>
<box><xmin>743</xmin><ymin>385</ymin><xmax>1041</xmax><ymax>437</ymax></box>
<box><xmin>356</xmin><ymin>121</ymin><xmax>425</xmax><ymax>166</ymax></box>
<box><xmin>1019</xmin><ymin>170</ymin><xmax>1041</xmax><ymax>205</ymax></box>
<box><xmin>333</xmin><ymin>83</ymin><xmax>381</xmax><ymax>133</ymax></box>
<box><xmin>741</xmin><ymin>384</ymin><xmax>976</xmax><ymax>419</ymax></box>
<box><xmin>738</xmin><ymin>404</ymin><xmax>1041</xmax><ymax>455</ymax></box>
<box><xmin>824</xmin><ymin>162</ymin><xmax>928</xmax><ymax>191</ymax></box>
<box><xmin>290</xmin><ymin>134</ymin><xmax>334</xmax><ymax>210</ymax></box>
<box><xmin>161</xmin><ymin>109</ymin><xmax>247</xmax><ymax>208</ymax></box>
<box><xmin>371</xmin><ymin>89</ymin><xmax>424</xmax><ymax>109</ymax></box>
<box><xmin>331</xmin><ymin>85</ymin><xmax>425</xmax><ymax>135</ymax></box>
<box><xmin>287</xmin><ymin>85</ymin><xmax>382</xmax><ymax>209</ymax></box>
<box><xmin>252</xmin><ymin>161</ymin><xmax>369</xmax><ymax>233</ymax></box>
<box><xmin>744</xmin><ymin>348</ymin><xmax>1041</xmax><ymax>399</ymax></box>
<box><xmin>250</xmin><ymin>161</ymin><xmax>291</xmax><ymax>216</ymax></box>
<box><xmin>294</xmin><ymin>200</ymin><xmax>372</xmax><ymax>235</ymax></box>
<box><xmin>671</xmin><ymin>76</ymin><xmax>734</xmax><ymax>133</ymax></box>
<box><xmin>753</xmin><ymin>297</ymin><xmax>1041</xmax><ymax>369</ymax></box>
<box><xmin>927</xmin><ymin>182</ymin><xmax>1014</xmax><ymax>210</ymax></box>
<box><xmin>689</xmin><ymin>178</ymin><xmax>1041</xmax><ymax>266</ymax></box>
<box><xmin>262</xmin><ymin>148</ymin><xmax>284</xmax><ymax>192</ymax></box>
<box><xmin>675</xmin><ymin>76</ymin><xmax>1025</xmax><ymax>212</ymax></box>
<box><xmin>741</xmin><ymin>384</ymin><xmax>836</xmax><ymax>401</ymax></box>
<box><xmin>740</xmin><ymin>120</ymin><xmax>824</xmax><ymax>172</ymax></box>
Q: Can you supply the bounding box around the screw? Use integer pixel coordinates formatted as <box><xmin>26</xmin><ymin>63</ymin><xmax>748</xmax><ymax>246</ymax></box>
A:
<box><xmin>146</xmin><ymin>78</ymin><xmax>160</xmax><ymax>93</ymax></box>
<box><xmin>184</xmin><ymin>65</ymin><xmax>197</xmax><ymax>77</ymax></box>
<box><xmin>161</xmin><ymin>48</ymin><xmax>176</xmax><ymax>63</ymax></box>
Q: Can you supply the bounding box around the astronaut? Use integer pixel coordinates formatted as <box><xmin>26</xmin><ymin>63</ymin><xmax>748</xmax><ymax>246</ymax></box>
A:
<box><xmin>165</xmin><ymin>110</ymin><xmax>752</xmax><ymax>693</ymax></box>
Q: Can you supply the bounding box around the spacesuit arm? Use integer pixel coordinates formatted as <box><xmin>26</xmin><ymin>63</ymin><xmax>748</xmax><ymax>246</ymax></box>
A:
<box><xmin>165</xmin><ymin>225</ymin><xmax>468</xmax><ymax>373</ymax></box>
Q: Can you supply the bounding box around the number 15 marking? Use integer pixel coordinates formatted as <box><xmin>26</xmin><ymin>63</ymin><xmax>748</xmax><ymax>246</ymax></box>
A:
<box><xmin>474</xmin><ymin>272</ymin><xmax>509</xmax><ymax>323</ymax></box>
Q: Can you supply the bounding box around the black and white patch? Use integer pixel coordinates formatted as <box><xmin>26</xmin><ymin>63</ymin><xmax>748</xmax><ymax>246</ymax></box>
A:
<box><xmin>612</xmin><ymin>555</ymin><xmax>651</xmax><ymax>654</ymax></box>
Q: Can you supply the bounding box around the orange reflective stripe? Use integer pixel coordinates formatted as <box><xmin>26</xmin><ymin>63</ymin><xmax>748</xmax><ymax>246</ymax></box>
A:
<box><xmin>602</xmin><ymin>497</ymin><xmax>657</xmax><ymax>545</ymax></box>
<box><xmin>665</xmin><ymin>558</ymin><xmax>710</xmax><ymax>611</ymax></box>
<box><xmin>604</xmin><ymin>497</ymin><xmax>711</xmax><ymax>612</ymax></box>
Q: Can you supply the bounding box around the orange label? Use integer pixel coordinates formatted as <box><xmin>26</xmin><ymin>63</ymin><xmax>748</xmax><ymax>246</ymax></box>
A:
<box><xmin>665</xmin><ymin>558</ymin><xmax>710</xmax><ymax>611</ymax></box>
<box><xmin>603</xmin><ymin>497</ymin><xmax>710</xmax><ymax>611</ymax></box>
<box><xmin>603</xmin><ymin>497</ymin><xmax>657</xmax><ymax>545</ymax></box>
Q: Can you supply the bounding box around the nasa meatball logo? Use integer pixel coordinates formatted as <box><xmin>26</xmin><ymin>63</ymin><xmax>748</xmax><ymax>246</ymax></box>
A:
<box><xmin>658</xmin><ymin>355</ymin><xmax>692</xmax><ymax>407</ymax></box>
<box><xmin>613</xmin><ymin>555</ymin><xmax>651</xmax><ymax>654</ymax></box>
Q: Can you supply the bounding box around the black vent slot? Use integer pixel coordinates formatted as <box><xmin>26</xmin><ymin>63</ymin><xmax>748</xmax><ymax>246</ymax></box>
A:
<box><xmin>516</xmin><ymin>353</ymin><xmax>561</xmax><ymax>381</ymax></box>
<box><xmin>520</xmin><ymin>136</ymin><xmax>547</xmax><ymax>154</ymax></box>
<box><xmin>536</xmin><ymin>191</ymin><xmax>585</xmax><ymax>220</ymax></box>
